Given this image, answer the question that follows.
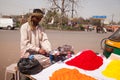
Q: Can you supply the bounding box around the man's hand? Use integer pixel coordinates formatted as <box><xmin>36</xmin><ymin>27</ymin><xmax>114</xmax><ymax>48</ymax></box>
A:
<box><xmin>39</xmin><ymin>48</ymin><xmax>46</xmax><ymax>54</ymax></box>
<box><xmin>21</xmin><ymin>52</ymin><xmax>30</xmax><ymax>58</ymax></box>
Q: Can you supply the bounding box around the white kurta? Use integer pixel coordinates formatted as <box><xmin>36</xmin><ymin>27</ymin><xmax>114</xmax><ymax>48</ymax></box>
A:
<box><xmin>20</xmin><ymin>22</ymin><xmax>51</xmax><ymax>55</ymax></box>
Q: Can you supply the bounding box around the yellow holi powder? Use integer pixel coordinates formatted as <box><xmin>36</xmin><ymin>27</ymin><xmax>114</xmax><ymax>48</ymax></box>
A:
<box><xmin>102</xmin><ymin>60</ymin><xmax>120</xmax><ymax>80</ymax></box>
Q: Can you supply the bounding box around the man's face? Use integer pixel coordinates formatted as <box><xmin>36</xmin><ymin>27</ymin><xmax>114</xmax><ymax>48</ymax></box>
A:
<box><xmin>31</xmin><ymin>16</ymin><xmax>42</xmax><ymax>26</ymax></box>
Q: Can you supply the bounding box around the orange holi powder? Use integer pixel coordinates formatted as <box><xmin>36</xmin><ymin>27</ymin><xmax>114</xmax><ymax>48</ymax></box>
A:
<box><xmin>49</xmin><ymin>68</ymin><xmax>96</xmax><ymax>80</ymax></box>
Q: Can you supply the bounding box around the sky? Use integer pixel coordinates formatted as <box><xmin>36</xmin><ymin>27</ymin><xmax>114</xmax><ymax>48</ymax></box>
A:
<box><xmin>0</xmin><ymin>0</ymin><xmax>120</xmax><ymax>22</ymax></box>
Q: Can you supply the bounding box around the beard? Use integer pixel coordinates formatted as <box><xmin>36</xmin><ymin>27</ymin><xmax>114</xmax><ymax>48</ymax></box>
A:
<box><xmin>32</xmin><ymin>21</ymin><xmax>39</xmax><ymax>26</ymax></box>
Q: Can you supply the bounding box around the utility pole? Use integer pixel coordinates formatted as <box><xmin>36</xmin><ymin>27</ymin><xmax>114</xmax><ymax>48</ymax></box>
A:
<box><xmin>119</xmin><ymin>13</ymin><xmax>120</xmax><ymax>23</ymax></box>
<box><xmin>71</xmin><ymin>0</ymin><xmax>74</xmax><ymax>18</ymax></box>
<box><xmin>111</xmin><ymin>14</ymin><xmax>114</xmax><ymax>25</ymax></box>
<box><xmin>0</xmin><ymin>13</ymin><xmax>2</xmax><ymax>17</ymax></box>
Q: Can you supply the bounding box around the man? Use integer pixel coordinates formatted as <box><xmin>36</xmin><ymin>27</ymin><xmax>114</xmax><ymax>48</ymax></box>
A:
<box><xmin>20</xmin><ymin>9</ymin><xmax>52</xmax><ymax>68</ymax></box>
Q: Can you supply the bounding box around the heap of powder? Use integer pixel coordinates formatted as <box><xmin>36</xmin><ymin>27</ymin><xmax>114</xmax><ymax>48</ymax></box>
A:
<box><xmin>102</xmin><ymin>60</ymin><xmax>120</xmax><ymax>80</ymax></box>
<box><xmin>65</xmin><ymin>50</ymin><xmax>103</xmax><ymax>70</ymax></box>
<box><xmin>49</xmin><ymin>68</ymin><xmax>96</xmax><ymax>80</ymax></box>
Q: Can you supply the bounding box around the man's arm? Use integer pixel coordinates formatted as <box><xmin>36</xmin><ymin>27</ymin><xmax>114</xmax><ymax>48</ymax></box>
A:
<box><xmin>40</xmin><ymin>32</ymin><xmax>52</xmax><ymax>53</ymax></box>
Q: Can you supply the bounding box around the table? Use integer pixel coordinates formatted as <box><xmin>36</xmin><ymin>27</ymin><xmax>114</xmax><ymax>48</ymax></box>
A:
<box><xmin>28</xmin><ymin>52</ymin><xmax>120</xmax><ymax>80</ymax></box>
<box><xmin>30</xmin><ymin>59</ymin><xmax>114</xmax><ymax>80</ymax></box>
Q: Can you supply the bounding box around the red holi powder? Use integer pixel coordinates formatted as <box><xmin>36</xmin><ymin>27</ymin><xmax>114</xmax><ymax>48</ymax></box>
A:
<box><xmin>65</xmin><ymin>50</ymin><xmax>103</xmax><ymax>70</ymax></box>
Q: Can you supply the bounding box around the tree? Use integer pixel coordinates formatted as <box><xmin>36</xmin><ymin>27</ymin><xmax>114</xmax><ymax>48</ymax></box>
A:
<box><xmin>48</xmin><ymin>0</ymin><xmax>80</xmax><ymax>26</ymax></box>
<box><xmin>44</xmin><ymin>9</ymin><xmax>60</xmax><ymax>24</ymax></box>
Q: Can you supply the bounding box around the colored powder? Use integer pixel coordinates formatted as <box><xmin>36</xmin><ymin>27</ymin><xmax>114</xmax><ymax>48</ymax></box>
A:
<box><xmin>102</xmin><ymin>60</ymin><xmax>120</xmax><ymax>80</ymax></box>
<box><xmin>65</xmin><ymin>50</ymin><xmax>103</xmax><ymax>70</ymax></box>
<box><xmin>49</xmin><ymin>68</ymin><xmax>96</xmax><ymax>80</ymax></box>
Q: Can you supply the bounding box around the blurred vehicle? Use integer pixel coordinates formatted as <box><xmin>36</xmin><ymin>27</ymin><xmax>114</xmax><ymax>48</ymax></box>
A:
<box><xmin>105</xmin><ymin>25</ymin><xmax>119</xmax><ymax>32</ymax></box>
<box><xmin>0</xmin><ymin>18</ymin><xmax>16</xmax><ymax>30</ymax></box>
<box><xmin>89</xmin><ymin>25</ymin><xmax>94</xmax><ymax>31</ymax></box>
<box><xmin>106</xmin><ymin>26</ymin><xmax>114</xmax><ymax>32</ymax></box>
<box><xmin>101</xmin><ymin>27</ymin><xmax>120</xmax><ymax>58</ymax></box>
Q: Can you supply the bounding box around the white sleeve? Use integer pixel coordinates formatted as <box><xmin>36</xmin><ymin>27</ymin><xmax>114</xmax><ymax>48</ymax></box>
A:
<box><xmin>40</xmin><ymin>32</ymin><xmax>52</xmax><ymax>53</ymax></box>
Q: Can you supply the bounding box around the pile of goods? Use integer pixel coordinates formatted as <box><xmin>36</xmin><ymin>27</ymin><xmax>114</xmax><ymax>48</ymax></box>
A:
<box><xmin>49</xmin><ymin>68</ymin><xmax>96</xmax><ymax>80</ymax></box>
<box><xmin>65</xmin><ymin>50</ymin><xmax>103</xmax><ymax>70</ymax></box>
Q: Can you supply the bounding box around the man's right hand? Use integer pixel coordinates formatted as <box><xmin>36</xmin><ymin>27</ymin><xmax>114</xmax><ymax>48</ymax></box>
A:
<box><xmin>39</xmin><ymin>48</ymin><xmax>46</xmax><ymax>54</ymax></box>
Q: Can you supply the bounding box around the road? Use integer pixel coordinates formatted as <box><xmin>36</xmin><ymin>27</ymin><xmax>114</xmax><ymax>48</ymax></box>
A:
<box><xmin>0</xmin><ymin>29</ymin><xmax>113</xmax><ymax>80</ymax></box>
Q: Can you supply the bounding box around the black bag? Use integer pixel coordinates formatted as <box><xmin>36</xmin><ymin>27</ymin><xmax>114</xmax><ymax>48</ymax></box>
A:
<box><xmin>17</xmin><ymin>58</ymin><xmax>43</xmax><ymax>75</ymax></box>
